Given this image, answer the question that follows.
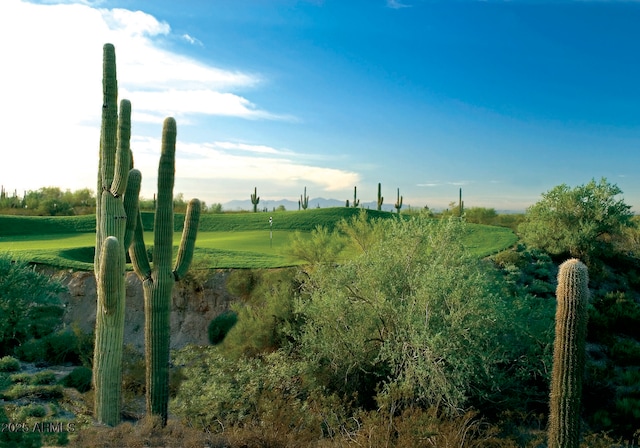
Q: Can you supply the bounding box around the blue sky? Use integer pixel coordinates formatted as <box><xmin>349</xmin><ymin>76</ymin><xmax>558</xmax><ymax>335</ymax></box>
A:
<box><xmin>2</xmin><ymin>0</ymin><xmax>640</xmax><ymax>211</ymax></box>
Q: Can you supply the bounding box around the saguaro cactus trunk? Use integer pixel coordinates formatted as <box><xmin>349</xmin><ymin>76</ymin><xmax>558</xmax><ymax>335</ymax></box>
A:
<box><xmin>548</xmin><ymin>258</ymin><xmax>589</xmax><ymax>448</ymax></box>
<box><xmin>93</xmin><ymin>43</ymin><xmax>141</xmax><ymax>427</ymax></box>
<box><xmin>129</xmin><ymin>117</ymin><xmax>201</xmax><ymax>425</ymax></box>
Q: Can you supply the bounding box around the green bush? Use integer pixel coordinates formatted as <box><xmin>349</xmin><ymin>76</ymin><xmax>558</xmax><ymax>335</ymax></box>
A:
<box><xmin>14</xmin><ymin>330</ymin><xmax>82</xmax><ymax>365</ymax></box>
<box><xmin>2</xmin><ymin>384</ymin><xmax>63</xmax><ymax>400</ymax></box>
<box><xmin>0</xmin><ymin>254</ymin><xmax>64</xmax><ymax>356</ymax></box>
<box><xmin>16</xmin><ymin>404</ymin><xmax>47</xmax><ymax>419</ymax></box>
<box><xmin>0</xmin><ymin>355</ymin><xmax>20</xmax><ymax>372</ymax></box>
<box><xmin>60</xmin><ymin>366</ymin><xmax>92</xmax><ymax>393</ymax></box>
<box><xmin>208</xmin><ymin>311</ymin><xmax>238</xmax><ymax>345</ymax></box>
<box><xmin>294</xmin><ymin>216</ymin><xmax>552</xmax><ymax>414</ymax></box>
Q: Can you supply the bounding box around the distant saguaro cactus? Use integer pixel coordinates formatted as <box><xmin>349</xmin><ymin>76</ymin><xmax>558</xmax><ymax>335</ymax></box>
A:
<box><xmin>129</xmin><ymin>117</ymin><xmax>201</xmax><ymax>425</ymax></box>
<box><xmin>394</xmin><ymin>188</ymin><xmax>403</xmax><ymax>214</ymax></box>
<box><xmin>250</xmin><ymin>187</ymin><xmax>259</xmax><ymax>213</ymax></box>
<box><xmin>377</xmin><ymin>183</ymin><xmax>384</xmax><ymax>211</ymax></box>
<box><xmin>93</xmin><ymin>43</ymin><xmax>141</xmax><ymax>427</ymax></box>
<box><xmin>353</xmin><ymin>186</ymin><xmax>360</xmax><ymax>208</ymax></box>
<box><xmin>300</xmin><ymin>186</ymin><xmax>309</xmax><ymax>210</ymax></box>
<box><xmin>548</xmin><ymin>258</ymin><xmax>589</xmax><ymax>448</ymax></box>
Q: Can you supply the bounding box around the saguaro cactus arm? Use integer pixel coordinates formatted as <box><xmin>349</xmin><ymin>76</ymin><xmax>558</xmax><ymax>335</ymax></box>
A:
<box><xmin>548</xmin><ymin>258</ymin><xmax>589</xmax><ymax>448</ymax></box>
<box><xmin>174</xmin><ymin>198</ymin><xmax>201</xmax><ymax>281</ymax></box>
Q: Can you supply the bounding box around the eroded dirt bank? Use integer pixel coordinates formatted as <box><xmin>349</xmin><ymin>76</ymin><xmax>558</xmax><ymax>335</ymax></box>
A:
<box><xmin>52</xmin><ymin>269</ymin><xmax>236</xmax><ymax>352</ymax></box>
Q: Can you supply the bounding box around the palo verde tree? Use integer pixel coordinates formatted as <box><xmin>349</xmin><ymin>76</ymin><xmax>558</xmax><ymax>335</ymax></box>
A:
<box><xmin>129</xmin><ymin>117</ymin><xmax>201</xmax><ymax>425</ymax></box>
<box><xmin>93</xmin><ymin>43</ymin><xmax>141</xmax><ymax>427</ymax></box>
<box><xmin>518</xmin><ymin>178</ymin><xmax>633</xmax><ymax>264</ymax></box>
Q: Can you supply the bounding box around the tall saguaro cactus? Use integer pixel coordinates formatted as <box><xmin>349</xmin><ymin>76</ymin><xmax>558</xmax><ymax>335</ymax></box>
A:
<box><xmin>377</xmin><ymin>183</ymin><xmax>384</xmax><ymax>211</ymax></box>
<box><xmin>548</xmin><ymin>258</ymin><xmax>589</xmax><ymax>448</ymax></box>
<box><xmin>93</xmin><ymin>43</ymin><xmax>141</xmax><ymax>427</ymax></box>
<box><xmin>394</xmin><ymin>188</ymin><xmax>403</xmax><ymax>214</ymax></box>
<box><xmin>250</xmin><ymin>187</ymin><xmax>259</xmax><ymax>213</ymax></box>
<box><xmin>300</xmin><ymin>186</ymin><xmax>309</xmax><ymax>210</ymax></box>
<box><xmin>352</xmin><ymin>186</ymin><xmax>360</xmax><ymax>208</ymax></box>
<box><xmin>129</xmin><ymin>117</ymin><xmax>201</xmax><ymax>425</ymax></box>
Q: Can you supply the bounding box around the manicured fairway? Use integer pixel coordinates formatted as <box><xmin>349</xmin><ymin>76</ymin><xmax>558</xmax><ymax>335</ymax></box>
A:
<box><xmin>0</xmin><ymin>209</ymin><xmax>519</xmax><ymax>270</ymax></box>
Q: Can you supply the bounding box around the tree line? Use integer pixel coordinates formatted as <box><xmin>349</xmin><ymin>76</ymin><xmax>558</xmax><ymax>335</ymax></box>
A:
<box><xmin>0</xmin><ymin>186</ymin><xmax>221</xmax><ymax>216</ymax></box>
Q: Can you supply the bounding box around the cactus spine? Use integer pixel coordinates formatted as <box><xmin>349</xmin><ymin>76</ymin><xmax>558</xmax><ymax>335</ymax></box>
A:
<box><xmin>300</xmin><ymin>186</ymin><xmax>309</xmax><ymax>210</ymax></box>
<box><xmin>129</xmin><ymin>117</ymin><xmax>201</xmax><ymax>425</ymax></box>
<box><xmin>394</xmin><ymin>187</ymin><xmax>403</xmax><ymax>214</ymax></box>
<box><xmin>548</xmin><ymin>259</ymin><xmax>589</xmax><ymax>448</ymax></box>
<box><xmin>377</xmin><ymin>183</ymin><xmax>384</xmax><ymax>211</ymax></box>
<box><xmin>93</xmin><ymin>43</ymin><xmax>141</xmax><ymax>427</ymax></box>
<box><xmin>250</xmin><ymin>187</ymin><xmax>259</xmax><ymax>213</ymax></box>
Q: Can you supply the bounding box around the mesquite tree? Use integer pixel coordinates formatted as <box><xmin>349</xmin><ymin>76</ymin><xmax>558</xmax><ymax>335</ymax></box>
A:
<box><xmin>548</xmin><ymin>258</ymin><xmax>589</xmax><ymax>448</ymax></box>
<box><xmin>129</xmin><ymin>117</ymin><xmax>201</xmax><ymax>425</ymax></box>
<box><xmin>93</xmin><ymin>43</ymin><xmax>141</xmax><ymax>427</ymax></box>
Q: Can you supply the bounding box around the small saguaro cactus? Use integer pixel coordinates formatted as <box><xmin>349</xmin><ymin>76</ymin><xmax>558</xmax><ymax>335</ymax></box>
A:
<box><xmin>93</xmin><ymin>43</ymin><xmax>141</xmax><ymax>427</ymax></box>
<box><xmin>250</xmin><ymin>187</ymin><xmax>259</xmax><ymax>213</ymax></box>
<box><xmin>352</xmin><ymin>186</ymin><xmax>360</xmax><ymax>208</ymax></box>
<box><xmin>548</xmin><ymin>258</ymin><xmax>589</xmax><ymax>448</ymax></box>
<box><xmin>394</xmin><ymin>188</ymin><xmax>403</xmax><ymax>214</ymax></box>
<box><xmin>129</xmin><ymin>117</ymin><xmax>201</xmax><ymax>425</ymax></box>
<box><xmin>300</xmin><ymin>186</ymin><xmax>309</xmax><ymax>210</ymax></box>
<box><xmin>377</xmin><ymin>183</ymin><xmax>384</xmax><ymax>211</ymax></box>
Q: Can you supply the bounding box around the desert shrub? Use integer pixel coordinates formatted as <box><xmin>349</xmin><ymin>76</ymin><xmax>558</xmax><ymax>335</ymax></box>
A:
<box><xmin>29</xmin><ymin>371</ymin><xmax>56</xmax><ymax>385</ymax></box>
<box><xmin>221</xmin><ymin>268</ymin><xmax>301</xmax><ymax>358</ymax></box>
<box><xmin>207</xmin><ymin>310</ymin><xmax>238</xmax><ymax>345</ymax></box>
<box><xmin>287</xmin><ymin>225</ymin><xmax>346</xmax><ymax>265</ymax></box>
<box><xmin>16</xmin><ymin>404</ymin><xmax>47</xmax><ymax>419</ymax></box>
<box><xmin>610</xmin><ymin>338</ymin><xmax>640</xmax><ymax>367</ymax></box>
<box><xmin>294</xmin><ymin>216</ymin><xmax>552</xmax><ymax>415</ymax></box>
<box><xmin>173</xmin><ymin>346</ymin><xmax>345</xmax><ymax>434</ymax></box>
<box><xmin>0</xmin><ymin>254</ymin><xmax>64</xmax><ymax>356</ymax></box>
<box><xmin>2</xmin><ymin>384</ymin><xmax>63</xmax><ymax>400</ymax></box>
<box><xmin>589</xmin><ymin>291</ymin><xmax>640</xmax><ymax>343</ymax></box>
<box><xmin>60</xmin><ymin>366</ymin><xmax>92</xmax><ymax>393</ymax></box>
<box><xmin>0</xmin><ymin>405</ymin><xmax>43</xmax><ymax>448</ymax></box>
<box><xmin>14</xmin><ymin>329</ymin><xmax>82</xmax><ymax>365</ymax></box>
<box><xmin>0</xmin><ymin>355</ymin><xmax>20</xmax><ymax>372</ymax></box>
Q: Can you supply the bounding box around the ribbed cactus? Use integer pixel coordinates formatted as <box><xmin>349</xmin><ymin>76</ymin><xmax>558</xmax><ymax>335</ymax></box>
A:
<box><xmin>250</xmin><ymin>187</ymin><xmax>259</xmax><ymax>213</ymax></box>
<box><xmin>353</xmin><ymin>186</ymin><xmax>360</xmax><ymax>208</ymax></box>
<box><xmin>300</xmin><ymin>186</ymin><xmax>309</xmax><ymax>210</ymax></box>
<box><xmin>394</xmin><ymin>187</ymin><xmax>403</xmax><ymax>214</ymax></box>
<box><xmin>93</xmin><ymin>43</ymin><xmax>141</xmax><ymax>427</ymax></box>
<box><xmin>129</xmin><ymin>117</ymin><xmax>201</xmax><ymax>425</ymax></box>
<box><xmin>377</xmin><ymin>183</ymin><xmax>384</xmax><ymax>211</ymax></box>
<box><xmin>548</xmin><ymin>258</ymin><xmax>589</xmax><ymax>448</ymax></box>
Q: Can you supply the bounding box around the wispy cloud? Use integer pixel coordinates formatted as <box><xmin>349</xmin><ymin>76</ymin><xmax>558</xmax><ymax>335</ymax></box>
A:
<box><xmin>386</xmin><ymin>0</ymin><xmax>412</xmax><ymax>9</ymax></box>
<box><xmin>182</xmin><ymin>33</ymin><xmax>203</xmax><ymax>46</ymax></box>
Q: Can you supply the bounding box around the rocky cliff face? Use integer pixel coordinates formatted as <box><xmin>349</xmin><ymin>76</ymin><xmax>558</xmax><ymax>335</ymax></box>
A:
<box><xmin>55</xmin><ymin>269</ymin><xmax>236</xmax><ymax>353</ymax></box>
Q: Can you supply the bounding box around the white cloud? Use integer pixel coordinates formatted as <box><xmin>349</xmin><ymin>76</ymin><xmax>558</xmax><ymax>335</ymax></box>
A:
<box><xmin>0</xmin><ymin>0</ymin><xmax>304</xmax><ymax>198</ymax></box>
<box><xmin>129</xmin><ymin>138</ymin><xmax>360</xmax><ymax>203</ymax></box>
